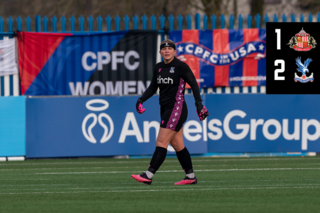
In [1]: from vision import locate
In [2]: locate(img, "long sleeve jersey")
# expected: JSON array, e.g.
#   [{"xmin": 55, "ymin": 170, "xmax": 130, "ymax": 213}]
[{"xmin": 140, "ymin": 57, "xmax": 202, "ymax": 106}]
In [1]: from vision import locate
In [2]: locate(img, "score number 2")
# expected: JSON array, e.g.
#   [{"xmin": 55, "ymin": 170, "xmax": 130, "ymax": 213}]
[
  {"xmin": 274, "ymin": 60, "xmax": 285, "ymax": 80},
  {"xmin": 274, "ymin": 29, "xmax": 285, "ymax": 80}
]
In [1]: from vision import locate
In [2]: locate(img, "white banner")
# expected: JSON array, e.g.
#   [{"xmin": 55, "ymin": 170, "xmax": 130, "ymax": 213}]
[{"xmin": 0, "ymin": 38, "xmax": 18, "ymax": 77}]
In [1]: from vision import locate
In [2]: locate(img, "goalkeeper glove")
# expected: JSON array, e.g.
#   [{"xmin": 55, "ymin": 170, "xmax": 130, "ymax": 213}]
[
  {"xmin": 136, "ymin": 98, "xmax": 145, "ymax": 114},
  {"xmin": 195, "ymin": 101, "xmax": 209, "ymax": 121}
]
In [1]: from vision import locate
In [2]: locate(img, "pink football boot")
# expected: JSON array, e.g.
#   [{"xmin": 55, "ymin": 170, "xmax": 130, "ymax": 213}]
[{"xmin": 131, "ymin": 173, "xmax": 152, "ymax": 185}]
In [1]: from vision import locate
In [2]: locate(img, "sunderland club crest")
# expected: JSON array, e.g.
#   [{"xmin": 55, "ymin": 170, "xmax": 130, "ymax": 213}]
[
  {"xmin": 288, "ymin": 28, "xmax": 316, "ymax": 51},
  {"xmin": 294, "ymin": 57, "xmax": 313, "ymax": 83}
]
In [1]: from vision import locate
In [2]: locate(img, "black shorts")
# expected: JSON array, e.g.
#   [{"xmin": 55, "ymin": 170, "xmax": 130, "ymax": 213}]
[{"xmin": 160, "ymin": 101, "xmax": 188, "ymax": 132}]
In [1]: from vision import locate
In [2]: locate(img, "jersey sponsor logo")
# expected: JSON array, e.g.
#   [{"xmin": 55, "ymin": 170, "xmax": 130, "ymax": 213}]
[
  {"xmin": 294, "ymin": 57, "xmax": 313, "ymax": 83},
  {"xmin": 157, "ymin": 75, "xmax": 173, "ymax": 84},
  {"xmin": 170, "ymin": 67, "xmax": 175, "ymax": 73},
  {"xmin": 288, "ymin": 28, "xmax": 316, "ymax": 51}
]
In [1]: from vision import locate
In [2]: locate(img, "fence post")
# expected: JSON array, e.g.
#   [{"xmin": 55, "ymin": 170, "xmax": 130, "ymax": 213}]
[
  {"xmin": 229, "ymin": 14, "xmax": 234, "ymax": 29},
  {"xmin": 106, "ymin": 15, "xmax": 112, "ymax": 31},
  {"xmin": 70, "ymin": 15, "xmax": 75, "ymax": 32},
  {"xmin": 282, "ymin": 14, "xmax": 287, "ymax": 22},
  {"xmin": 124, "ymin": 15, "xmax": 129, "ymax": 30},
  {"xmin": 211, "ymin": 14, "xmax": 216, "ymax": 29},
  {"xmin": 168, "ymin": 14, "xmax": 174, "ymax": 30},
  {"xmin": 177, "ymin": 14, "xmax": 183, "ymax": 30},
  {"xmin": 16, "ymin": 16, "xmax": 22, "ymax": 31},
  {"xmin": 255, "ymin": 14, "xmax": 260, "ymax": 28},
  {"xmin": 25, "ymin": 16, "xmax": 31, "ymax": 31},
  {"xmin": 264, "ymin": 14, "xmax": 269, "ymax": 28},
  {"xmin": 203, "ymin": 14, "xmax": 208, "ymax": 30},
  {"xmin": 151, "ymin": 14, "xmax": 156, "ymax": 30},
  {"xmin": 220, "ymin": 14, "xmax": 225, "ymax": 28},
  {"xmin": 7, "ymin": 16, "xmax": 13, "ymax": 32},
  {"xmin": 291, "ymin": 13, "xmax": 295, "ymax": 22},
  {"xmin": 142, "ymin": 15, "xmax": 147, "ymax": 30},
  {"xmin": 115, "ymin": 15, "xmax": 120, "ymax": 31},
  {"xmin": 35, "ymin": 15, "xmax": 41, "ymax": 32},
  {"xmin": 88, "ymin": 15, "xmax": 93, "ymax": 31},
  {"xmin": 0, "ymin": 17, "xmax": 3, "ymax": 32},
  {"xmin": 79, "ymin": 15, "xmax": 84, "ymax": 32},
  {"xmin": 97, "ymin": 15, "xmax": 102, "ymax": 31},
  {"xmin": 195, "ymin": 13, "xmax": 200, "ymax": 29},
  {"xmin": 247, "ymin": 14, "xmax": 252, "ymax": 28},
  {"xmin": 159, "ymin": 14, "xmax": 165, "ymax": 30},
  {"xmin": 308, "ymin": 13, "xmax": 313, "ymax": 22},
  {"xmin": 51, "ymin": 15, "xmax": 57, "ymax": 32},
  {"xmin": 238, "ymin": 14, "xmax": 243, "ymax": 29},
  {"xmin": 42, "ymin": 16, "xmax": 48, "ymax": 32},
  {"xmin": 273, "ymin": 14, "xmax": 278, "ymax": 22},
  {"xmin": 133, "ymin": 15, "xmax": 139, "ymax": 30},
  {"xmin": 61, "ymin": 16, "xmax": 66, "ymax": 32},
  {"xmin": 300, "ymin": 13, "xmax": 304, "ymax": 22},
  {"xmin": 186, "ymin": 14, "xmax": 191, "ymax": 29}
]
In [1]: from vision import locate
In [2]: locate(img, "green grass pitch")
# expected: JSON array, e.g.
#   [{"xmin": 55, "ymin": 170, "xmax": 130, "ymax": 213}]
[{"xmin": 0, "ymin": 156, "xmax": 319, "ymax": 213}]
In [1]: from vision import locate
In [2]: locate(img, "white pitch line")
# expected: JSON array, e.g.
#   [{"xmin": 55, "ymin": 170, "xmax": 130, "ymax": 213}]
[
  {"xmin": 2, "ymin": 183, "xmax": 320, "ymax": 192},
  {"xmin": 2, "ymin": 163, "xmax": 320, "ymax": 171},
  {"xmin": 0, "ymin": 157, "xmax": 317, "ymax": 166},
  {"xmin": 60, "ymin": 183, "xmax": 320, "ymax": 191},
  {"xmin": 0, "ymin": 186, "xmax": 318, "ymax": 195},
  {"xmin": 36, "ymin": 167, "xmax": 320, "ymax": 175},
  {"xmin": 0, "ymin": 167, "xmax": 106, "ymax": 171}
]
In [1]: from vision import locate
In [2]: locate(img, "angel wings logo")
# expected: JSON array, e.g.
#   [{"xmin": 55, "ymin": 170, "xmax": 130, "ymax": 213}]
[
  {"xmin": 82, "ymin": 99, "xmax": 114, "ymax": 143},
  {"xmin": 294, "ymin": 57, "xmax": 313, "ymax": 83}
]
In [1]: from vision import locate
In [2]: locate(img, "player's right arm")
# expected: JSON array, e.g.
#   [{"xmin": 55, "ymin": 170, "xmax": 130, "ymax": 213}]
[{"xmin": 136, "ymin": 66, "xmax": 158, "ymax": 114}]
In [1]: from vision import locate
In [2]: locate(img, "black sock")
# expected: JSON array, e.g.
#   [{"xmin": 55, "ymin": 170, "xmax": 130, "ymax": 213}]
[
  {"xmin": 176, "ymin": 147, "xmax": 193, "ymax": 174},
  {"xmin": 148, "ymin": 146, "xmax": 167, "ymax": 174}
]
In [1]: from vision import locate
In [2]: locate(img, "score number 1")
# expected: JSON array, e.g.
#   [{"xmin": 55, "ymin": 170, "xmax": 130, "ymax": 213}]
[{"xmin": 274, "ymin": 29, "xmax": 285, "ymax": 80}]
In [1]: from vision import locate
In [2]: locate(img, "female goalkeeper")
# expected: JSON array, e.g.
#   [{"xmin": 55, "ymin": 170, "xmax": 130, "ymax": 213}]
[{"xmin": 131, "ymin": 39, "xmax": 209, "ymax": 185}]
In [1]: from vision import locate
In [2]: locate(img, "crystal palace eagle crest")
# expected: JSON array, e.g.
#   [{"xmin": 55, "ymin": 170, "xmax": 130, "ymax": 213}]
[{"xmin": 287, "ymin": 28, "xmax": 317, "ymax": 51}]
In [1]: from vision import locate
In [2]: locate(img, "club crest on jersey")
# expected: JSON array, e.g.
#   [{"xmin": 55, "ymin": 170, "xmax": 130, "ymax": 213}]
[
  {"xmin": 288, "ymin": 28, "xmax": 316, "ymax": 51},
  {"xmin": 294, "ymin": 57, "xmax": 313, "ymax": 83},
  {"xmin": 170, "ymin": 67, "xmax": 175, "ymax": 73}
]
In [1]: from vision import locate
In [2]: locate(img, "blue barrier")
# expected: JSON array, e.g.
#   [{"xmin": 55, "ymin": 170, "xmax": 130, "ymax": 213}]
[
  {"xmin": 26, "ymin": 95, "xmax": 207, "ymax": 158},
  {"xmin": 25, "ymin": 94, "xmax": 320, "ymax": 158},
  {"xmin": 0, "ymin": 94, "xmax": 316, "ymax": 158},
  {"xmin": 0, "ymin": 96, "xmax": 26, "ymax": 157},
  {"xmin": 1, "ymin": 13, "xmax": 320, "ymax": 32},
  {"xmin": 206, "ymin": 94, "xmax": 320, "ymax": 152}
]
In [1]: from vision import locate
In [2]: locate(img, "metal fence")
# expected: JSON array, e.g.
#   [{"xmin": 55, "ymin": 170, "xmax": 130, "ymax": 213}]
[{"xmin": 1, "ymin": 12, "xmax": 319, "ymax": 96}]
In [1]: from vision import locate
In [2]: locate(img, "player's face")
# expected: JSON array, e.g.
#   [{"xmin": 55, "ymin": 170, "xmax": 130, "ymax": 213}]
[{"xmin": 159, "ymin": 47, "xmax": 176, "ymax": 61}]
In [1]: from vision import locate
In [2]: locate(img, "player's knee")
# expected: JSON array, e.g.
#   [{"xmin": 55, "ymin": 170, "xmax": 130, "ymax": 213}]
[
  {"xmin": 156, "ymin": 136, "xmax": 169, "ymax": 147},
  {"xmin": 170, "ymin": 141, "xmax": 184, "ymax": 151}
]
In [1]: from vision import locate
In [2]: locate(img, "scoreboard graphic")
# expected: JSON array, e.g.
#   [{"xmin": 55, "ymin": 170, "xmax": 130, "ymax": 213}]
[{"xmin": 266, "ymin": 23, "xmax": 320, "ymax": 94}]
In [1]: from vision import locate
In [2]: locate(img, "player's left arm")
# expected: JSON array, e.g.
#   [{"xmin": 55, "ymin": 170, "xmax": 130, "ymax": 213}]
[{"xmin": 180, "ymin": 63, "xmax": 209, "ymax": 121}]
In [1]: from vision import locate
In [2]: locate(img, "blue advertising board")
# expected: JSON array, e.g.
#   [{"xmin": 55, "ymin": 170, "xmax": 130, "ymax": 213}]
[
  {"xmin": 0, "ymin": 96, "xmax": 26, "ymax": 156},
  {"xmin": 206, "ymin": 94, "xmax": 320, "ymax": 152},
  {"xmin": 26, "ymin": 95, "xmax": 207, "ymax": 158}
]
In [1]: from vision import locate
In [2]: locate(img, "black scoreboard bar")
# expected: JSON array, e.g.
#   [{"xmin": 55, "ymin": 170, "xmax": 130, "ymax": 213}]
[{"xmin": 266, "ymin": 23, "xmax": 319, "ymax": 94}]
